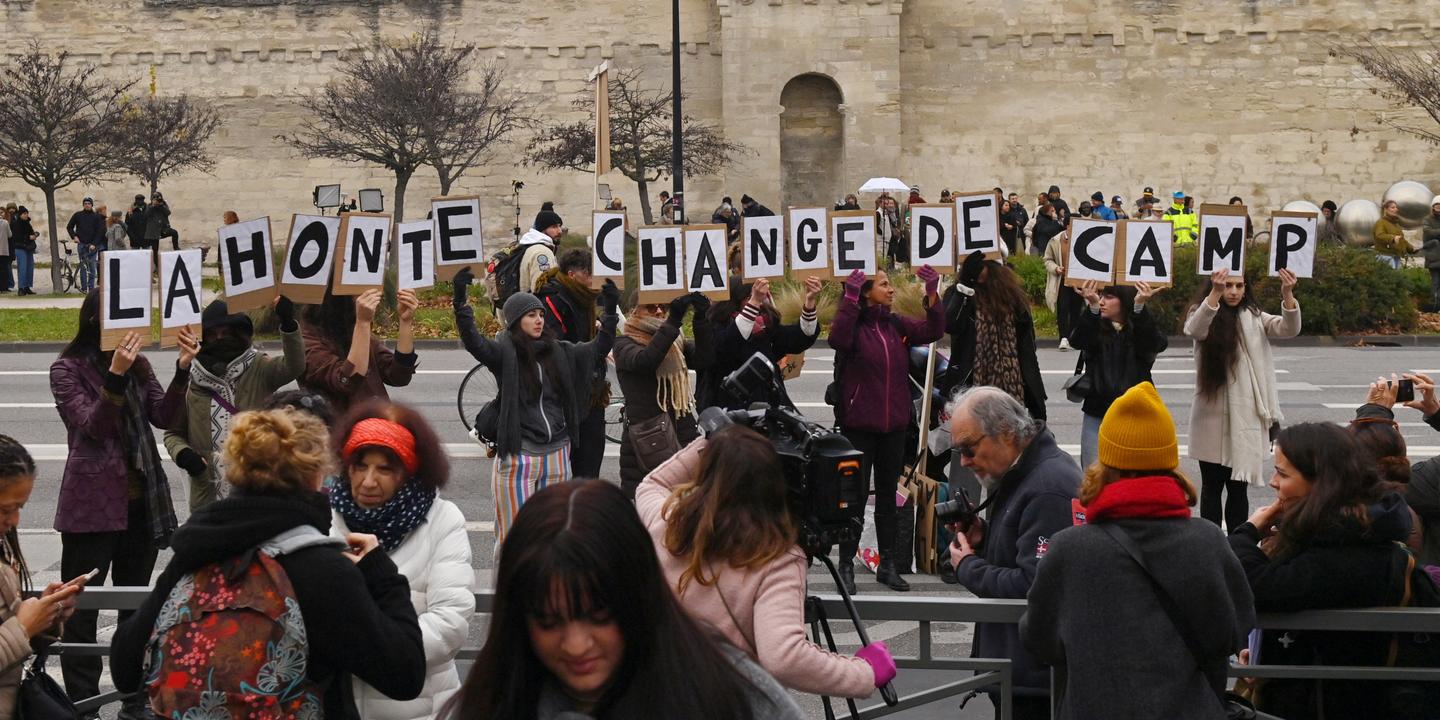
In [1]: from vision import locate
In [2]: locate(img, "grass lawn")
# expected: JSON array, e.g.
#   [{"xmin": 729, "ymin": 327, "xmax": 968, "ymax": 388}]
[{"xmin": 0, "ymin": 308, "xmax": 81, "ymax": 342}]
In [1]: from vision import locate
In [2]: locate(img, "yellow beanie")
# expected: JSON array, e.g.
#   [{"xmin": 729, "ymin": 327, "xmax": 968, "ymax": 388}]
[{"xmin": 1098, "ymin": 382, "xmax": 1179, "ymax": 470}]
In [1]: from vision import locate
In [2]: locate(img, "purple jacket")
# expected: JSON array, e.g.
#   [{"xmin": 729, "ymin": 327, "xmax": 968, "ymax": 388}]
[
  {"xmin": 828, "ymin": 297, "xmax": 944, "ymax": 434},
  {"xmin": 50, "ymin": 354, "xmax": 187, "ymax": 533}
]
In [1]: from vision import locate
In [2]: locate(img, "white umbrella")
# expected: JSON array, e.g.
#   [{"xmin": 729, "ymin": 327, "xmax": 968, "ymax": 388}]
[{"xmin": 858, "ymin": 177, "xmax": 910, "ymax": 194}]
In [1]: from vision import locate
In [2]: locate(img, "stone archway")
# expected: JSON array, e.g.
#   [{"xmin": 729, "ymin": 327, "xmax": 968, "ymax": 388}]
[{"xmin": 780, "ymin": 74, "xmax": 845, "ymax": 209}]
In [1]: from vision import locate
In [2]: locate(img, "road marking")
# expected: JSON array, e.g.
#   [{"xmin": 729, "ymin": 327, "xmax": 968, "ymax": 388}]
[
  {"xmin": 0, "ymin": 371, "xmax": 47, "ymax": 376},
  {"xmin": 415, "ymin": 370, "xmax": 471, "ymax": 375},
  {"xmin": 1041, "ymin": 368, "xmax": 1289, "ymax": 375},
  {"xmin": 0, "ymin": 403, "xmax": 54, "ymax": 408},
  {"xmin": 464, "ymin": 521, "xmax": 495, "ymax": 533}
]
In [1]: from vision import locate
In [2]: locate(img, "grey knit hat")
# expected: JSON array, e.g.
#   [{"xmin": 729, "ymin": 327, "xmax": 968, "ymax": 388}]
[{"xmin": 503, "ymin": 292, "xmax": 544, "ymax": 329}]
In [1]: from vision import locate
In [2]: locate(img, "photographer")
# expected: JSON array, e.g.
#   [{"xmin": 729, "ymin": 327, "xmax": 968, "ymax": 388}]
[
  {"xmin": 1350, "ymin": 372, "xmax": 1440, "ymax": 563},
  {"xmin": 829, "ymin": 266, "xmax": 943, "ymax": 593},
  {"xmin": 145, "ymin": 192, "xmax": 180, "ymax": 251},
  {"xmin": 637, "ymin": 429, "xmax": 896, "ymax": 699},
  {"xmin": 946, "ymin": 386, "xmax": 1079, "ymax": 719},
  {"xmin": 125, "ymin": 195, "xmax": 148, "ymax": 250}
]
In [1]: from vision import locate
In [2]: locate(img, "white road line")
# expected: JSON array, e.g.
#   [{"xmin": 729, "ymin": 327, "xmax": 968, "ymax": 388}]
[
  {"xmin": 0, "ymin": 371, "xmax": 47, "ymax": 376},
  {"xmin": 1041, "ymin": 368, "xmax": 1288, "ymax": 375},
  {"xmin": 0, "ymin": 403, "xmax": 54, "ymax": 408}
]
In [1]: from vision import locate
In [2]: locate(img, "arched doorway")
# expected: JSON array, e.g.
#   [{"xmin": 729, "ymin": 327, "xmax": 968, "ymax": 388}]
[{"xmin": 780, "ymin": 74, "xmax": 844, "ymax": 209}]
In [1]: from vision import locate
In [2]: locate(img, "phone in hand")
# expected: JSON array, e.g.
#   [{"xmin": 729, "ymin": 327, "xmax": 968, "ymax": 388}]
[
  {"xmin": 64, "ymin": 568, "xmax": 100, "ymax": 589},
  {"xmin": 1397, "ymin": 378, "xmax": 1416, "ymax": 403}
]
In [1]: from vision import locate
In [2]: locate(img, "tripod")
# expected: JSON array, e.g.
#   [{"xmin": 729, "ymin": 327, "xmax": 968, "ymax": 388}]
[
  {"xmin": 512, "ymin": 181, "xmax": 524, "ymax": 242},
  {"xmin": 806, "ymin": 553, "xmax": 899, "ymax": 719}
]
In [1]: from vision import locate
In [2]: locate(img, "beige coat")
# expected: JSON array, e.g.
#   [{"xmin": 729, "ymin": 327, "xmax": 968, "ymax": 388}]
[
  {"xmin": 1042, "ymin": 230, "xmax": 1067, "ymax": 312},
  {"xmin": 0, "ymin": 562, "xmax": 37, "ymax": 719},
  {"xmin": 1184, "ymin": 300, "xmax": 1301, "ymax": 481}
]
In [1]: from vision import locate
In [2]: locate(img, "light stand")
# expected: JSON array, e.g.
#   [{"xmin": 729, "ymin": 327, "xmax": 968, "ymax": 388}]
[{"xmin": 512, "ymin": 180, "xmax": 525, "ymax": 241}]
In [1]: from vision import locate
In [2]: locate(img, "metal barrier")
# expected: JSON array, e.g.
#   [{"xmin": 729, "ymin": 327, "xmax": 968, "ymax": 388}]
[{"xmin": 53, "ymin": 588, "xmax": 1440, "ymax": 719}]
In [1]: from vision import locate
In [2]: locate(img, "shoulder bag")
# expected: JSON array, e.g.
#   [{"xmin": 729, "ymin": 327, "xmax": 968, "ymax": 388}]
[{"xmin": 17, "ymin": 651, "xmax": 78, "ymax": 720}]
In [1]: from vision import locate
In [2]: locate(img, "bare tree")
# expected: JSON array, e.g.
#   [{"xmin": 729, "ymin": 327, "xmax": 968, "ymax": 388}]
[
  {"xmin": 279, "ymin": 30, "xmax": 458, "ymax": 222},
  {"xmin": 426, "ymin": 60, "xmax": 534, "ymax": 196},
  {"xmin": 0, "ymin": 44, "xmax": 132, "ymax": 291},
  {"xmin": 527, "ymin": 67, "xmax": 750, "ymax": 225},
  {"xmin": 1333, "ymin": 38, "xmax": 1440, "ymax": 144},
  {"xmin": 119, "ymin": 95, "xmax": 224, "ymax": 197}
]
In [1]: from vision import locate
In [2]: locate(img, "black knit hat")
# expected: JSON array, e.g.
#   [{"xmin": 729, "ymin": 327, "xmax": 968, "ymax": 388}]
[
  {"xmin": 533, "ymin": 201, "xmax": 563, "ymax": 232},
  {"xmin": 201, "ymin": 299, "xmax": 254, "ymax": 337}
]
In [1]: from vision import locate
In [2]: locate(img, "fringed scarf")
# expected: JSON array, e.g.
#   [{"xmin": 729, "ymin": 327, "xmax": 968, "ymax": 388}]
[
  {"xmin": 972, "ymin": 308, "xmax": 1027, "ymax": 405},
  {"xmin": 188, "ymin": 347, "xmax": 258, "ymax": 497},
  {"xmin": 623, "ymin": 316, "xmax": 694, "ymax": 416}
]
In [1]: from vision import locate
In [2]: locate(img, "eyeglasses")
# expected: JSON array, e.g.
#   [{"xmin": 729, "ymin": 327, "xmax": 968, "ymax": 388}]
[{"xmin": 955, "ymin": 433, "xmax": 985, "ymax": 459}]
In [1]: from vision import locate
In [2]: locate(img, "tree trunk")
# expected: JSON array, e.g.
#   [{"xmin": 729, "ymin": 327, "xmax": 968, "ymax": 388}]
[
  {"xmin": 393, "ymin": 170, "xmax": 411, "ymax": 223},
  {"xmin": 636, "ymin": 178, "xmax": 654, "ymax": 225},
  {"xmin": 436, "ymin": 164, "xmax": 453, "ymax": 197},
  {"xmin": 149, "ymin": 177, "xmax": 158, "ymax": 198},
  {"xmin": 44, "ymin": 188, "xmax": 60, "ymax": 293}
]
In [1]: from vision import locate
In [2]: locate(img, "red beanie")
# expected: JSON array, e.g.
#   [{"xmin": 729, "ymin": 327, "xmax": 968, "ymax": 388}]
[{"xmin": 343, "ymin": 418, "xmax": 419, "ymax": 475}]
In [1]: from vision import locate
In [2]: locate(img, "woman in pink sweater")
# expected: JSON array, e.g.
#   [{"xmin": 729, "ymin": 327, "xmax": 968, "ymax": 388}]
[{"xmin": 636, "ymin": 426, "xmax": 896, "ymax": 699}]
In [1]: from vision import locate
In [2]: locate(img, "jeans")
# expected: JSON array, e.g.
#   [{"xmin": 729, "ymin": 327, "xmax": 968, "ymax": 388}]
[
  {"xmin": 841, "ymin": 428, "xmax": 908, "ymax": 564},
  {"xmin": 78, "ymin": 243, "xmax": 98, "ymax": 292},
  {"xmin": 0, "ymin": 256, "xmax": 11, "ymax": 291},
  {"xmin": 1199, "ymin": 460, "xmax": 1250, "ymax": 531},
  {"xmin": 13, "ymin": 248, "xmax": 33, "ymax": 290},
  {"xmin": 61, "ymin": 500, "xmax": 158, "ymax": 705},
  {"xmin": 1080, "ymin": 412, "xmax": 1102, "ymax": 472},
  {"xmin": 1381, "ymin": 254, "xmax": 1401, "ymax": 270}
]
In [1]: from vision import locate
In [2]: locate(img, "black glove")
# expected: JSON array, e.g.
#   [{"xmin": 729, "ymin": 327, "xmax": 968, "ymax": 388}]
[
  {"xmin": 689, "ymin": 292, "xmax": 711, "ymax": 318},
  {"xmin": 959, "ymin": 250, "xmax": 986, "ymax": 287},
  {"xmin": 452, "ymin": 267, "xmax": 473, "ymax": 308},
  {"xmin": 666, "ymin": 294, "xmax": 692, "ymax": 326},
  {"xmin": 599, "ymin": 279, "xmax": 620, "ymax": 313},
  {"xmin": 274, "ymin": 295, "xmax": 296, "ymax": 330},
  {"xmin": 175, "ymin": 448, "xmax": 208, "ymax": 476}
]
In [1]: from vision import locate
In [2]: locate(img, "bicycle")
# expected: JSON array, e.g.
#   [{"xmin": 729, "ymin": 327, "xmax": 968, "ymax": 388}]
[
  {"xmin": 457, "ymin": 360, "xmax": 626, "ymax": 447},
  {"xmin": 55, "ymin": 239, "xmax": 79, "ymax": 294}
]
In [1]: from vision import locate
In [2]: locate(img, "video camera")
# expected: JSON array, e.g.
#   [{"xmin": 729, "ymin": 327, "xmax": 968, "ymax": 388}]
[{"xmin": 698, "ymin": 353, "xmax": 867, "ymax": 557}]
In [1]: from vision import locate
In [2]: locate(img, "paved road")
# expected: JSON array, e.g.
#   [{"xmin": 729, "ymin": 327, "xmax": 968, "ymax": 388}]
[{"xmin": 0, "ymin": 341, "xmax": 1433, "ymax": 718}]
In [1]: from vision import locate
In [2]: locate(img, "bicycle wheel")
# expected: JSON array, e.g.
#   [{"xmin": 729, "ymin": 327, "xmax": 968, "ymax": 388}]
[
  {"xmin": 605, "ymin": 400, "xmax": 625, "ymax": 444},
  {"xmin": 60, "ymin": 262, "xmax": 76, "ymax": 293},
  {"xmin": 457, "ymin": 362, "xmax": 499, "ymax": 435}
]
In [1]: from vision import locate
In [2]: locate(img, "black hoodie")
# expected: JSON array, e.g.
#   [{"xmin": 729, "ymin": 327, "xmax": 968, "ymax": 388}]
[{"xmin": 110, "ymin": 491, "xmax": 426, "ymax": 719}]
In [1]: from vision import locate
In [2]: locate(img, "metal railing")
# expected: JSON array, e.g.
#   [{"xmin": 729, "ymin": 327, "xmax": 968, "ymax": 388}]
[{"xmin": 52, "ymin": 588, "xmax": 1440, "ymax": 719}]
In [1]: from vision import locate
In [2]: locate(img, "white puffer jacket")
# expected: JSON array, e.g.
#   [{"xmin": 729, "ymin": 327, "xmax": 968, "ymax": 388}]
[{"xmin": 332, "ymin": 498, "xmax": 474, "ymax": 720}]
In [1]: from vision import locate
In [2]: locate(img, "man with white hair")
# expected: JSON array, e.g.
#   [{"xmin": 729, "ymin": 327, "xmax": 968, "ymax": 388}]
[{"xmin": 946, "ymin": 386, "xmax": 1079, "ymax": 719}]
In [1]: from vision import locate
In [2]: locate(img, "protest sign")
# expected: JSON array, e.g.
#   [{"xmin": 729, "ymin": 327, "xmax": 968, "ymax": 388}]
[
  {"xmin": 159, "ymin": 249, "xmax": 203, "ymax": 347},
  {"xmin": 1064, "ymin": 218, "xmax": 1118, "ymax": 287},
  {"xmin": 280, "ymin": 214, "xmax": 339, "ymax": 304},
  {"xmin": 684, "ymin": 225, "xmax": 730, "ymax": 300},
  {"xmin": 432, "ymin": 196, "xmax": 484, "ymax": 281},
  {"xmin": 742, "ymin": 214, "xmax": 786, "ymax": 280},
  {"xmin": 830, "ymin": 210, "xmax": 877, "ymax": 278},
  {"xmin": 99, "ymin": 249, "xmax": 153, "ymax": 350},
  {"xmin": 591, "ymin": 211, "xmax": 627, "ymax": 285},
  {"xmin": 909, "ymin": 204, "xmax": 956, "ymax": 271},
  {"xmin": 1118, "ymin": 220, "xmax": 1174, "ymax": 287},
  {"xmin": 788, "ymin": 207, "xmax": 830, "ymax": 279},
  {"xmin": 1269, "ymin": 211, "xmax": 1318, "ymax": 278},
  {"xmin": 333, "ymin": 212, "xmax": 392, "ymax": 295},
  {"xmin": 218, "ymin": 217, "xmax": 276, "ymax": 312},
  {"xmin": 395, "ymin": 220, "xmax": 435, "ymax": 290},
  {"xmin": 637, "ymin": 225, "xmax": 685, "ymax": 304},
  {"xmin": 1197, "ymin": 204, "xmax": 1248, "ymax": 275},
  {"xmin": 952, "ymin": 191, "xmax": 1003, "ymax": 261}
]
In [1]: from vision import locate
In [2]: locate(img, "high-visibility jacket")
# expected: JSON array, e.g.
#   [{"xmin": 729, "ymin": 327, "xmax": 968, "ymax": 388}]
[{"xmin": 1165, "ymin": 202, "xmax": 1198, "ymax": 245}]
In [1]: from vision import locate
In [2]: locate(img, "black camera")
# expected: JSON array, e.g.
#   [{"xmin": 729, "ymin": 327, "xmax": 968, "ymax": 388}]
[
  {"xmin": 1395, "ymin": 378, "xmax": 1415, "ymax": 403},
  {"xmin": 699, "ymin": 353, "xmax": 867, "ymax": 557},
  {"xmin": 512, "ymin": 180, "xmax": 525, "ymax": 190},
  {"xmin": 934, "ymin": 481, "xmax": 979, "ymax": 530}
]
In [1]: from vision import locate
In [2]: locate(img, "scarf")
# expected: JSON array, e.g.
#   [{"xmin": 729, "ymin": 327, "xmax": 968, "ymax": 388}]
[
  {"xmin": 102, "ymin": 357, "xmax": 178, "ymax": 548},
  {"xmin": 329, "ymin": 475, "xmax": 437, "ymax": 552},
  {"xmin": 1084, "ymin": 476, "xmax": 1192, "ymax": 523},
  {"xmin": 971, "ymin": 308, "xmax": 1027, "ymax": 405},
  {"xmin": 189, "ymin": 347, "xmax": 258, "ymax": 498},
  {"xmin": 555, "ymin": 272, "xmax": 598, "ymax": 341},
  {"xmin": 623, "ymin": 316, "xmax": 693, "ymax": 416},
  {"xmin": 1222, "ymin": 309, "xmax": 1282, "ymax": 486}
]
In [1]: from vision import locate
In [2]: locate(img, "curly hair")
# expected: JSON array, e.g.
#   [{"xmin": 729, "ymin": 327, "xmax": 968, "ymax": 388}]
[
  {"xmin": 1079, "ymin": 464, "xmax": 1197, "ymax": 507},
  {"xmin": 224, "ymin": 409, "xmax": 333, "ymax": 494},
  {"xmin": 331, "ymin": 400, "xmax": 449, "ymax": 491}
]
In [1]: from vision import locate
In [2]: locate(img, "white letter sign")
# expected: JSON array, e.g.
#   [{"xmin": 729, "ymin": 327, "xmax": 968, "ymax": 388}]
[
  {"xmin": 1269, "ymin": 211, "xmax": 1317, "ymax": 279},
  {"xmin": 685, "ymin": 225, "xmax": 730, "ymax": 300},
  {"xmin": 909, "ymin": 204, "xmax": 956, "ymax": 271},
  {"xmin": 159, "ymin": 249, "xmax": 204, "ymax": 347},
  {"xmin": 432, "ymin": 196, "xmax": 484, "ymax": 281},
  {"xmin": 1197, "ymin": 204, "xmax": 1248, "ymax": 275},
  {"xmin": 952, "ymin": 191, "xmax": 1002, "ymax": 261},
  {"xmin": 1118, "ymin": 220, "xmax": 1174, "ymax": 287},
  {"xmin": 218, "ymin": 217, "xmax": 277, "ymax": 312},
  {"xmin": 637, "ymin": 226, "xmax": 684, "ymax": 304},
  {"xmin": 830, "ymin": 210, "xmax": 877, "ymax": 278},
  {"xmin": 742, "ymin": 214, "xmax": 785, "ymax": 280},
  {"xmin": 99, "ymin": 249, "xmax": 153, "ymax": 350},
  {"xmin": 591, "ymin": 211, "xmax": 626, "ymax": 285},
  {"xmin": 1065, "ymin": 219, "xmax": 1118, "ymax": 287},
  {"xmin": 333, "ymin": 212, "xmax": 392, "ymax": 295},
  {"xmin": 788, "ymin": 207, "xmax": 829, "ymax": 279},
  {"xmin": 280, "ymin": 214, "xmax": 339, "ymax": 304},
  {"xmin": 395, "ymin": 220, "xmax": 435, "ymax": 290}
]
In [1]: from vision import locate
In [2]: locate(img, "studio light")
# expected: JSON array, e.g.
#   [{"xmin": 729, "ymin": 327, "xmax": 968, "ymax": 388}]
[
  {"xmin": 358, "ymin": 188, "xmax": 385, "ymax": 213},
  {"xmin": 313, "ymin": 184, "xmax": 342, "ymax": 209}
]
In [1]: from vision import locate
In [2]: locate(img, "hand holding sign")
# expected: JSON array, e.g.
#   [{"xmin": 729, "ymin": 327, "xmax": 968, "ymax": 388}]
[
  {"xmin": 749, "ymin": 277, "xmax": 773, "ymax": 307},
  {"xmin": 109, "ymin": 331, "xmax": 144, "ymax": 375},
  {"xmin": 176, "ymin": 326, "xmax": 199, "ymax": 371},
  {"xmin": 355, "ymin": 288, "xmax": 381, "ymax": 324},
  {"xmin": 803, "ymin": 275, "xmax": 823, "ymax": 309},
  {"xmin": 1279, "ymin": 268, "xmax": 1298, "ymax": 307},
  {"xmin": 397, "ymin": 289, "xmax": 419, "ymax": 324},
  {"xmin": 1135, "ymin": 281, "xmax": 1158, "ymax": 305},
  {"xmin": 1078, "ymin": 280, "xmax": 1103, "ymax": 309},
  {"xmin": 1205, "ymin": 268, "xmax": 1229, "ymax": 307}
]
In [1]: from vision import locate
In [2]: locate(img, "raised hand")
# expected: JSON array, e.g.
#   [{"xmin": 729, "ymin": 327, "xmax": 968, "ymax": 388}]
[
  {"xmin": 1206, "ymin": 268, "xmax": 1229, "ymax": 304},
  {"xmin": 749, "ymin": 277, "xmax": 772, "ymax": 306},
  {"xmin": 176, "ymin": 326, "xmax": 199, "ymax": 371},
  {"xmin": 451, "ymin": 267, "xmax": 474, "ymax": 308},
  {"xmin": 1278, "ymin": 268, "xmax": 1298, "ymax": 305},
  {"xmin": 803, "ymin": 275, "xmax": 823, "ymax": 309},
  {"xmin": 916, "ymin": 264, "xmax": 940, "ymax": 297},
  {"xmin": 842, "ymin": 269, "xmax": 867, "ymax": 301},
  {"xmin": 109, "ymin": 331, "xmax": 143, "ymax": 375},
  {"xmin": 1404, "ymin": 372, "xmax": 1440, "ymax": 416},
  {"xmin": 354, "ymin": 289, "xmax": 381, "ymax": 324},
  {"xmin": 1078, "ymin": 280, "xmax": 1102, "ymax": 308},
  {"xmin": 599, "ymin": 279, "xmax": 621, "ymax": 313},
  {"xmin": 396, "ymin": 289, "xmax": 419, "ymax": 325}
]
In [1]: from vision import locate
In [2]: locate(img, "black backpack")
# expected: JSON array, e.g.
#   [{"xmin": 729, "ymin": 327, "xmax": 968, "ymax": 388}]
[{"xmin": 485, "ymin": 242, "xmax": 526, "ymax": 306}]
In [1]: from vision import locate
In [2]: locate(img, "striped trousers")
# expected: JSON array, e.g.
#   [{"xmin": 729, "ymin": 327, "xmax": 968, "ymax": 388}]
[{"xmin": 492, "ymin": 443, "xmax": 573, "ymax": 546}]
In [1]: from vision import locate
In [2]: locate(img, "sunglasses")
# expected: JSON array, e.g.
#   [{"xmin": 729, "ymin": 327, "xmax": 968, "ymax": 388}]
[{"xmin": 955, "ymin": 433, "xmax": 985, "ymax": 459}]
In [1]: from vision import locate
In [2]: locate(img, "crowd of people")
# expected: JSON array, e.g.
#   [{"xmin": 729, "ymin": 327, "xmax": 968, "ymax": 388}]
[{"xmin": 0, "ymin": 197, "xmax": 1431, "ymax": 720}]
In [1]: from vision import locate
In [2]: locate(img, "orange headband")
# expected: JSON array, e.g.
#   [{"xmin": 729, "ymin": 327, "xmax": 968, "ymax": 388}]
[{"xmin": 343, "ymin": 418, "xmax": 419, "ymax": 475}]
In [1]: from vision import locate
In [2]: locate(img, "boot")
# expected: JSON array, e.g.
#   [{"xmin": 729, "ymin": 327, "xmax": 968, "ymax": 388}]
[
  {"xmin": 117, "ymin": 693, "xmax": 156, "ymax": 720},
  {"xmin": 875, "ymin": 557, "xmax": 910, "ymax": 592},
  {"xmin": 837, "ymin": 559, "xmax": 857, "ymax": 595}
]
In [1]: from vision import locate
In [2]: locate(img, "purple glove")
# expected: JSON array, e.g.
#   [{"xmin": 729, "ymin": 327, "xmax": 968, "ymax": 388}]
[
  {"xmin": 916, "ymin": 264, "xmax": 940, "ymax": 296},
  {"xmin": 842, "ymin": 268, "xmax": 867, "ymax": 302},
  {"xmin": 855, "ymin": 642, "xmax": 896, "ymax": 687}
]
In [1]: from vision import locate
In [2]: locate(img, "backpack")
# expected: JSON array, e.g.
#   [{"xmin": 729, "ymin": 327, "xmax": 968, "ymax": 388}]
[
  {"xmin": 485, "ymin": 242, "xmax": 527, "ymax": 307},
  {"xmin": 142, "ymin": 526, "xmax": 343, "ymax": 720}
]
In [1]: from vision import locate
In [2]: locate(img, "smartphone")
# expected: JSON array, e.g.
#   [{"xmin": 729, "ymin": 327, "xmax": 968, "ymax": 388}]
[
  {"xmin": 64, "ymin": 568, "xmax": 100, "ymax": 588},
  {"xmin": 1397, "ymin": 378, "xmax": 1415, "ymax": 403}
]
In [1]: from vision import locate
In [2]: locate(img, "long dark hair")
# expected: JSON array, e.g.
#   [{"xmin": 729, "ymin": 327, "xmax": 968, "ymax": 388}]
[
  {"xmin": 508, "ymin": 324, "xmax": 561, "ymax": 401},
  {"xmin": 0, "ymin": 436, "xmax": 34, "ymax": 591},
  {"xmin": 1191, "ymin": 276, "xmax": 1259, "ymax": 398},
  {"xmin": 302, "ymin": 286, "xmax": 358, "ymax": 356},
  {"xmin": 1272, "ymin": 423, "xmax": 1388, "ymax": 558},
  {"xmin": 1348, "ymin": 416, "xmax": 1411, "ymax": 487},
  {"xmin": 975, "ymin": 261, "xmax": 1029, "ymax": 320},
  {"xmin": 60, "ymin": 290, "xmax": 103, "ymax": 360},
  {"xmin": 1098, "ymin": 285, "xmax": 1138, "ymax": 333},
  {"xmin": 447, "ymin": 480, "xmax": 764, "ymax": 719}
]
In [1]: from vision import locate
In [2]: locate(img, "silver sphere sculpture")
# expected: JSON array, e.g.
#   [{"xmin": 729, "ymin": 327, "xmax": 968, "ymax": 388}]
[
  {"xmin": 1282, "ymin": 200, "xmax": 1322, "ymax": 215},
  {"xmin": 1383, "ymin": 180, "xmax": 1433, "ymax": 228},
  {"xmin": 1337, "ymin": 199, "xmax": 1382, "ymax": 247}
]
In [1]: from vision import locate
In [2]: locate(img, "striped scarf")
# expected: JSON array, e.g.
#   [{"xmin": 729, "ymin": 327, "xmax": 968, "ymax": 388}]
[{"xmin": 622, "ymin": 316, "xmax": 694, "ymax": 416}]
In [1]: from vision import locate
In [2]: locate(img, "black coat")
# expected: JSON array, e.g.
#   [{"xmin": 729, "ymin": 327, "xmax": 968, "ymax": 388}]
[
  {"xmin": 9, "ymin": 217, "xmax": 35, "ymax": 252},
  {"xmin": 941, "ymin": 284, "xmax": 1048, "ymax": 421},
  {"xmin": 1355, "ymin": 403, "xmax": 1440, "ymax": 565},
  {"xmin": 126, "ymin": 206, "xmax": 148, "ymax": 246},
  {"xmin": 110, "ymin": 491, "xmax": 425, "ymax": 720},
  {"xmin": 144, "ymin": 201, "xmax": 171, "ymax": 241},
  {"xmin": 697, "ymin": 306, "xmax": 817, "ymax": 411},
  {"xmin": 1032, "ymin": 214, "xmax": 1064, "ymax": 254},
  {"xmin": 613, "ymin": 316, "xmax": 713, "ymax": 490},
  {"xmin": 1068, "ymin": 306, "xmax": 1167, "ymax": 418},
  {"xmin": 66, "ymin": 209, "xmax": 105, "ymax": 247}
]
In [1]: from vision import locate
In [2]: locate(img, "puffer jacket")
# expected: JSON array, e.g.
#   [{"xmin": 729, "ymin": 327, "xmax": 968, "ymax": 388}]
[
  {"xmin": 331, "ymin": 499, "xmax": 472, "ymax": 720},
  {"xmin": 828, "ymin": 297, "xmax": 943, "ymax": 434},
  {"xmin": 1421, "ymin": 212, "xmax": 1440, "ymax": 270}
]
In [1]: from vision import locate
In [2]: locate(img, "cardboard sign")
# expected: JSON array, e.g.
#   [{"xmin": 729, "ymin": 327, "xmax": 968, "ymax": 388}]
[
  {"xmin": 432, "ymin": 196, "xmax": 484, "ymax": 281},
  {"xmin": 159, "ymin": 249, "xmax": 203, "ymax": 347},
  {"xmin": 1064, "ymin": 219, "xmax": 1118, "ymax": 287},
  {"xmin": 788, "ymin": 207, "xmax": 829, "ymax": 279},
  {"xmin": 742, "ymin": 214, "xmax": 786, "ymax": 280},
  {"xmin": 333, "ymin": 212, "xmax": 392, "ymax": 295},
  {"xmin": 218, "ymin": 217, "xmax": 277, "ymax": 312},
  {"xmin": 280, "ymin": 214, "xmax": 340, "ymax": 304},
  {"xmin": 1118, "ymin": 220, "xmax": 1174, "ymax": 287},
  {"xmin": 909, "ymin": 204, "xmax": 956, "ymax": 271},
  {"xmin": 637, "ymin": 225, "xmax": 685, "ymax": 304},
  {"xmin": 591, "ymin": 211, "xmax": 626, "ymax": 285},
  {"xmin": 99, "ymin": 249, "xmax": 153, "ymax": 350},
  {"xmin": 395, "ymin": 220, "xmax": 435, "ymax": 290},
  {"xmin": 830, "ymin": 210, "xmax": 877, "ymax": 278},
  {"xmin": 684, "ymin": 225, "xmax": 730, "ymax": 300},
  {"xmin": 1269, "ymin": 211, "xmax": 1318, "ymax": 279},
  {"xmin": 1197, "ymin": 203, "xmax": 1248, "ymax": 275},
  {"xmin": 952, "ymin": 191, "xmax": 1003, "ymax": 261}
]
